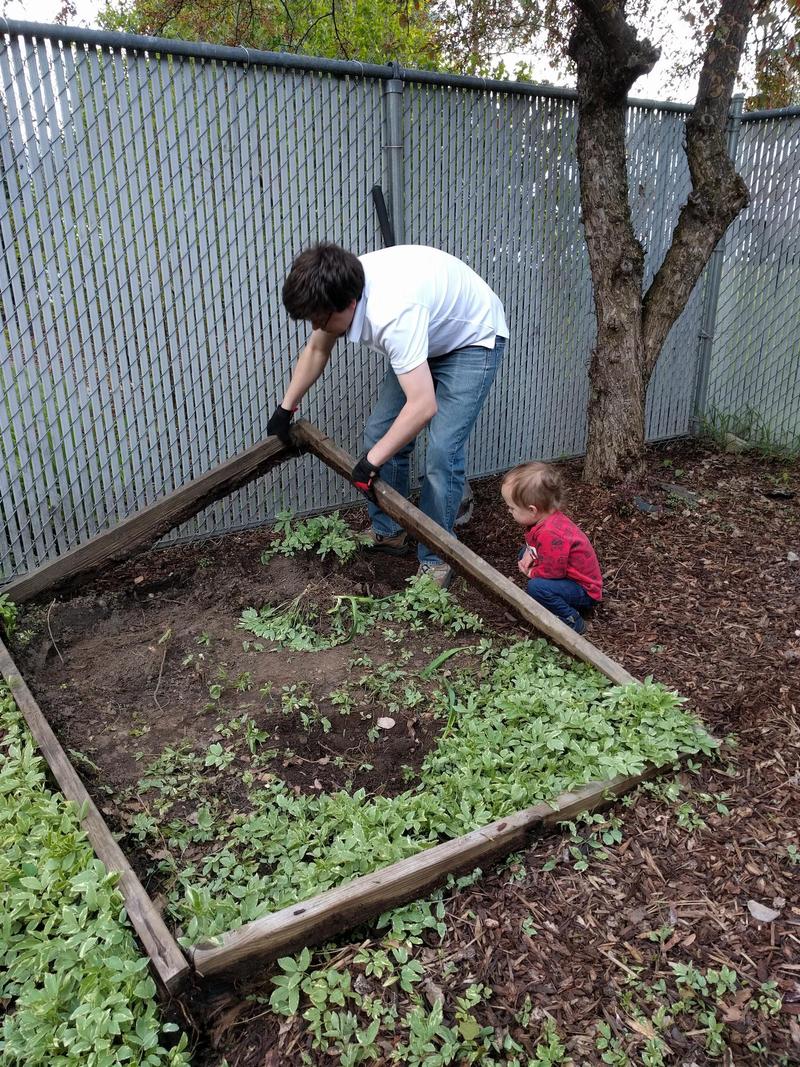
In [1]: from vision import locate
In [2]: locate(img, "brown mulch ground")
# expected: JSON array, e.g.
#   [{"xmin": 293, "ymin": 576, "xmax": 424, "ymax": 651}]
[{"xmin": 15, "ymin": 439, "xmax": 800, "ymax": 1064}]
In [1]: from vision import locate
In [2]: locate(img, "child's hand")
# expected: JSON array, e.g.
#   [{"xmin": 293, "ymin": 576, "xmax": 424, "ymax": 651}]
[{"xmin": 517, "ymin": 546, "xmax": 535, "ymax": 577}]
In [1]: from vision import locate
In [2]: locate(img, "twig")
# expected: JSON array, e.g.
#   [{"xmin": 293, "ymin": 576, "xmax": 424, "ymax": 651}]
[
  {"xmin": 597, "ymin": 946, "xmax": 639, "ymax": 978},
  {"xmin": 604, "ymin": 547, "xmax": 636, "ymax": 586},
  {"xmin": 46, "ymin": 599, "xmax": 65, "ymax": 664},
  {"xmin": 135, "ymin": 793, "xmax": 173, "ymax": 869},
  {"xmin": 153, "ymin": 645, "xmax": 168, "ymax": 712}
]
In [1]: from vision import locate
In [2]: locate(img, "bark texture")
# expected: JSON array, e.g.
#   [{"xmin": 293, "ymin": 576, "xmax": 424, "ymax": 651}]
[{"xmin": 571, "ymin": 0, "xmax": 755, "ymax": 484}]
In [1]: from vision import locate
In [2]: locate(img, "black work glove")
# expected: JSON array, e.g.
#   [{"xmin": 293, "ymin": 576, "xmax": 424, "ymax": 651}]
[
  {"xmin": 267, "ymin": 404, "xmax": 296, "ymax": 445},
  {"xmin": 352, "ymin": 453, "xmax": 381, "ymax": 500}
]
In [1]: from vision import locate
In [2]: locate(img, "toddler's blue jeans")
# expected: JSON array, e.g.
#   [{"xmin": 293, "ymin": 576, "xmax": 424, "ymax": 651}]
[{"xmin": 527, "ymin": 577, "xmax": 595, "ymax": 634}]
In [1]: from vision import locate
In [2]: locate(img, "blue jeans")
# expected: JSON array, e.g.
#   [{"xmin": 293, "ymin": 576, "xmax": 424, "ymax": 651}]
[
  {"xmin": 363, "ymin": 338, "xmax": 505, "ymax": 565},
  {"xmin": 527, "ymin": 577, "xmax": 594, "ymax": 633}
]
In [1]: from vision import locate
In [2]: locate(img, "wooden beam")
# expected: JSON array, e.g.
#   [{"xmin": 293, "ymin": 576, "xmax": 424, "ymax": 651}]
[
  {"xmin": 292, "ymin": 420, "xmax": 635, "ymax": 687},
  {"xmin": 191, "ymin": 765, "xmax": 658, "ymax": 979},
  {"xmin": 3, "ymin": 434, "xmax": 294, "ymax": 603},
  {"xmin": 0, "ymin": 639, "xmax": 191, "ymax": 994}
]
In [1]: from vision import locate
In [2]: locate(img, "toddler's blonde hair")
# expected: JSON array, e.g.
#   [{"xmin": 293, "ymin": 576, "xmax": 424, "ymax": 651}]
[{"xmin": 502, "ymin": 461, "xmax": 563, "ymax": 512}]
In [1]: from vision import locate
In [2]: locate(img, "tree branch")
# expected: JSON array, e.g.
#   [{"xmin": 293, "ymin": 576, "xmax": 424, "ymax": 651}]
[
  {"xmin": 570, "ymin": 0, "xmax": 660, "ymax": 98},
  {"xmin": 641, "ymin": 0, "xmax": 755, "ymax": 379}
]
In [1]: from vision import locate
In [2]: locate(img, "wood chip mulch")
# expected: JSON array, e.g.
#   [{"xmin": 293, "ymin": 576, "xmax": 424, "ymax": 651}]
[{"xmin": 189, "ymin": 440, "xmax": 799, "ymax": 1066}]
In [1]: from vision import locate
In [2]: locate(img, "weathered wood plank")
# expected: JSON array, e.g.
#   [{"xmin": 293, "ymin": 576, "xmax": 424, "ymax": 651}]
[
  {"xmin": 292, "ymin": 420, "xmax": 635, "ymax": 687},
  {"xmin": 0, "ymin": 638, "xmax": 191, "ymax": 994},
  {"xmin": 3, "ymin": 434, "xmax": 294, "ymax": 603},
  {"xmin": 191, "ymin": 765, "xmax": 659, "ymax": 979}
]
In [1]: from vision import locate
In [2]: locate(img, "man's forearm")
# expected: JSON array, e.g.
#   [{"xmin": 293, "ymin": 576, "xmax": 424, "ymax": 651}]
[
  {"xmin": 281, "ymin": 342, "xmax": 331, "ymax": 410},
  {"xmin": 368, "ymin": 399, "xmax": 436, "ymax": 466}
]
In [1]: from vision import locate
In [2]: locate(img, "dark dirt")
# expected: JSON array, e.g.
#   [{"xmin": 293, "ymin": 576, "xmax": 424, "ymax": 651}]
[
  {"xmin": 18, "ymin": 537, "xmax": 511, "ymax": 814},
  {"xmin": 11, "ymin": 439, "xmax": 800, "ymax": 1065}
]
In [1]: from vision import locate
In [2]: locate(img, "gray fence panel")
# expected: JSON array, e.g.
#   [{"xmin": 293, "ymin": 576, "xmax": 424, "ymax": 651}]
[
  {"xmin": 405, "ymin": 88, "xmax": 701, "ymax": 478},
  {"xmin": 706, "ymin": 116, "xmax": 800, "ymax": 447},
  {"xmin": 626, "ymin": 104, "xmax": 706, "ymax": 443},
  {"xmin": 1, "ymin": 31, "xmax": 384, "ymax": 577},
  {"xmin": 2, "ymin": 21, "xmax": 797, "ymax": 583}
]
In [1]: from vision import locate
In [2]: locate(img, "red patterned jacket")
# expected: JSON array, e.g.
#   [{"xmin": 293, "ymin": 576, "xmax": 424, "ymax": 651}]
[{"xmin": 522, "ymin": 511, "xmax": 603, "ymax": 601}]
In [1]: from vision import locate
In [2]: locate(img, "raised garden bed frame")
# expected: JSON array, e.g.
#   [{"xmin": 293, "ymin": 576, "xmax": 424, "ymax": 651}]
[{"xmin": 1, "ymin": 419, "xmax": 672, "ymax": 994}]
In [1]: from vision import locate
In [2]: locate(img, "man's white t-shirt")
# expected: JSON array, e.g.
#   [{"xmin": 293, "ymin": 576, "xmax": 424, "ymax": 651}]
[{"xmin": 346, "ymin": 246, "xmax": 508, "ymax": 376}]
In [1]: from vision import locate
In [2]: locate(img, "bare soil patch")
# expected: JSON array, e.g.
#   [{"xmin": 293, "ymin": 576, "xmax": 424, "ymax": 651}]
[{"xmin": 15, "ymin": 534, "xmax": 515, "ymax": 894}]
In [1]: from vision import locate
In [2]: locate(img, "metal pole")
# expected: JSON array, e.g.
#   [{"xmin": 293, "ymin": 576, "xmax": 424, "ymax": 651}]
[
  {"xmin": 383, "ymin": 62, "xmax": 406, "ymax": 246},
  {"xmin": 691, "ymin": 93, "xmax": 745, "ymax": 433}
]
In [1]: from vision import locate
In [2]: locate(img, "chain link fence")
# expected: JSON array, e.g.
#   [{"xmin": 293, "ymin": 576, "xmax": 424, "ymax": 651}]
[
  {"xmin": 703, "ymin": 111, "xmax": 800, "ymax": 449},
  {"xmin": 1, "ymin": 21, "xmax": 797, "ymax": 583}
]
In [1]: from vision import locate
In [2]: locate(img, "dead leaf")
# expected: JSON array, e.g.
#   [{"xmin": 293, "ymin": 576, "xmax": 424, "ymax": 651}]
[
  {"xmin": 720, "ymin": 1004, "xmax": 743, "ymax": 1023},
  {"xmin": 748, "ymin": 899, "xmax": 781, "ymax": 922},
  {"xmin": 209, "ymin": 1001, "xmax": 249, "ymax": 1048},
  {"xmin": 423, "ymin": 978, "xmax": 444, "ymax": 1006},
  {"xmin": 376, "ymin": 717, "xmax": 396, "ymax": 729},
  {"xmin": 626, "ymin": 1015, "xmax": 658, "ymax": 1040}
]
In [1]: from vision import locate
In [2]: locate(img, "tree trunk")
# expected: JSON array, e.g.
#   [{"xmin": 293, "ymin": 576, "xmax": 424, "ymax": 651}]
[
  {"xmin": 585, "ymin": 318, "xmax": 647, "ymax": 482},
  {"xmin": 580, "ymin": 97, "xmax": 649, "ymax": 481},
  {"xmin": 570, "ymin": 0, "xmax": 754, "ymax": 484},
  {"xmin": 569, "ymin": 2, "xmax": 657, "ymax": 482}
]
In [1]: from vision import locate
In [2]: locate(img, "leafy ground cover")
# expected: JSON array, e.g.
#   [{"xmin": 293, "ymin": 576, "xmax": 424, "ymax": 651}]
[
  {"xmin": 11, "ymin": 511, "xmax": 711, "ymax": 954},
  {"xmin": 0, "ymin": 685, "xmax": 189, "ymax": 1066},
  {"xmin": 6, "ymin": 439, "xmax": 799, "ymax": 1064}
]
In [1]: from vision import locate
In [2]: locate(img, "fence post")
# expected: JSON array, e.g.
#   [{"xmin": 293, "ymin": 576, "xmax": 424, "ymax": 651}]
[
  {"xmin": 691, "ymin": 93, "xmax": 745, "ymax": 433},
  {"xmin": 382, "ymin": 61, "xmax": 406, "ymax": 245}
]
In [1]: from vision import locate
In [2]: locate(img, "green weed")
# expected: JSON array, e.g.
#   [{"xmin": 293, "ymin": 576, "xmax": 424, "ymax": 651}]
[
  {"xmin": 0, "ymin": 593, "xmax": 18, "ymax": 638},
  {"xmin": 261, "ymin": 509, "xmax": 366, "ymax": 563},
  {"xmin": 700, "ymin": 404, "xmax": 800, "ymax": 460},
  {"xmin": 0, "ymin": 687, "xmax": 189, "ymax": 1066}
]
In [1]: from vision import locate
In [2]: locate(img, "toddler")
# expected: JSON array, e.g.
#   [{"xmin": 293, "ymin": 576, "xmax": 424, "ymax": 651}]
[{"xmin": 501, "ymin": 462, "xmax": 602, "ymax": 635}]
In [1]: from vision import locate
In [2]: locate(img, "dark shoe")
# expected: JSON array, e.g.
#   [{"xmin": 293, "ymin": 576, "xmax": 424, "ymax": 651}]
[
  {"xmin": 573, "ymin": 616, "xmax": 586, "ymax": 635},
  {"xmin": 416, "ymin": 562, "xmax": 453, "ymax": 589},
  {"xmin": 364, "ymin": 530, "xmax": 411, "ymax": 556}
]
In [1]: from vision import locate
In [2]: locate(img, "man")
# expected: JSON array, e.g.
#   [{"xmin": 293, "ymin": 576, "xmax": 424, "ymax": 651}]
[{"xmin": 267, "ymin": 242, "xmax": 508, "ymax": 587}]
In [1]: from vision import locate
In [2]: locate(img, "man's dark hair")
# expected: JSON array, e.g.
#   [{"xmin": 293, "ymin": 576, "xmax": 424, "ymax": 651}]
[{"xmin": 282, "ymin": 242, "xmax": 365, "ymax": 320}]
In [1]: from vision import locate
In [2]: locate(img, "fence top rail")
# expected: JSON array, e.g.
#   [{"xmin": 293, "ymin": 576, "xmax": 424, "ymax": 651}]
[
  {"xmin": 740, "ymin": 105, "xmax": 800, "ymax": 121},
  {"xmin": 4, "ymin": 20, "xmax": 799, "ymax": 123},
  {"xmin": 0, "ymin": 17, "xmax": 698, "ymax": 112}
]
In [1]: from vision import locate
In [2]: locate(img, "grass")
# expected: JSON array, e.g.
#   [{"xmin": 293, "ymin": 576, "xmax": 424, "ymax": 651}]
[{"xmin": 699, "ymin": 404, "xmax": 800, "ymax": 460}]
